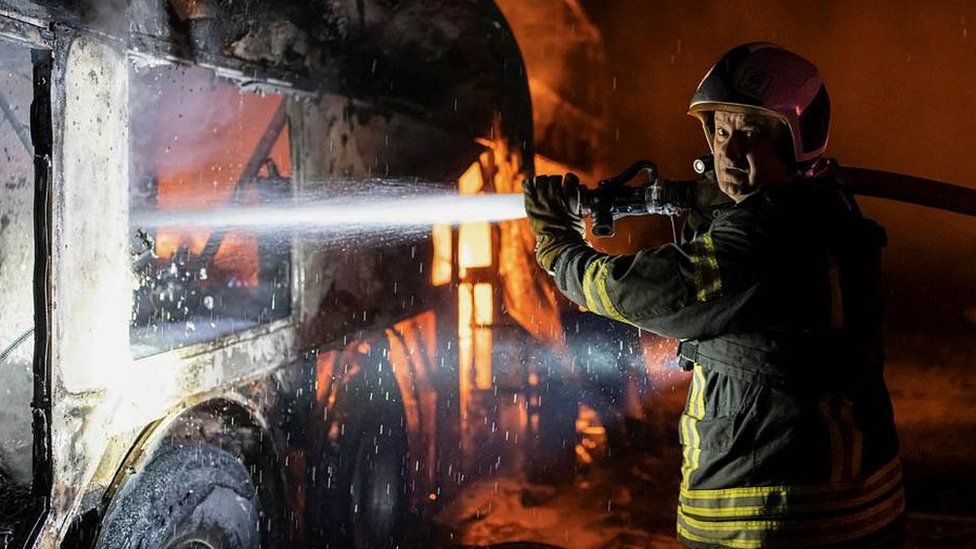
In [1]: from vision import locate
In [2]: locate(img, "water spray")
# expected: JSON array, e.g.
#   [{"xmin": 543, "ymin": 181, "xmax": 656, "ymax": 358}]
[
  {"xmin": 132, "ymin": 175, "xmax": 532, "ymax": 240},
  {"xmin": 134, "ymin": 192, "xmax": 527, "ymax": 231}
]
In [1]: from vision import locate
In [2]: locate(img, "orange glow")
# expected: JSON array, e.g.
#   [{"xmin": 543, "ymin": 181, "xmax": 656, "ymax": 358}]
[
  {"xmin": 452, "ymin": 132, "xmax": 574, "ymax": 436},
  {"xmin": 458, "ymin": 282, "xmax": 493, "ymax": 391},
  {"xmin": 474, "ymin": 328, "xmax": 492, "ymax": 390},
  {"xmin": 151, "ymin": 87, "xmax": 290, "ymax": 288},
  {"xmin": 314, "ymin": 350, "xmax": 337, "ymax": 407},
  {"xmin": 458, "ymin": 282, "xmax": 474, "ymax": 418},
  {"xmin": 473, "ymin": 283, "xmax": 493, "ymax": 325},
  {"xmin": 575, "ymin": 404, "xmax": 608, "ymax": 465},
  {"xmin": 458, "ymin": 161, "xmax": 483, "ymax": 195},
  {"xmin": 210, "ymin": 232, "xmax": 259, "ymax": 286},
  {"xmin": 458, "ymin": 222, "xmax": 492, "ymax": 278},
  {"xmin": 385, "ymin": 311, "xmax": 439, "ymax": 510},
  {"xmin": 640, "ymin": 332, "xmax": 690, "ymax": 393},
  {"xmin": 456, "ymin": 156, "xmax": 496, "ymax": 397},
  {"xmin": 492, "ymin": 149, "xmax": 566, "ymax": 345},
  {"xmin": 533, "ymin": 155, "xmax": 577, "ymax": 181},
  {"xmin": 431, "ymin": 224, "xmax": 453, "ymax": 286}
]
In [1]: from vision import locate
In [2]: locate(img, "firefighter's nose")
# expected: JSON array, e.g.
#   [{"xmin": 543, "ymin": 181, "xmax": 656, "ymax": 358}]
[{"xmin": 718, "ymin": 131, "xmax": 747, "ymax": 165}]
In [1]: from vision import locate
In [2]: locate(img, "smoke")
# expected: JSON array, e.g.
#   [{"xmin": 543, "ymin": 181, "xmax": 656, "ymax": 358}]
[
  {"xmin": 78, "ymin": 0, "xmax": 130, "ymax": 34},
  {"xmin": 129, "ymin": 62, "xmax": 266, "ymax": 205}
]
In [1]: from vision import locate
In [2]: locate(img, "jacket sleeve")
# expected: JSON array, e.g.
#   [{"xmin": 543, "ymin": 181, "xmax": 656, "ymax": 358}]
[{"xmin": 551, "ymin": 214, "xmax": 763, "ymax": 340}]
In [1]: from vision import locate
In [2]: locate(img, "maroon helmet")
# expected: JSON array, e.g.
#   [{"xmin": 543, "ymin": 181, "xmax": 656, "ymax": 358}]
[{"xmin": 689, "ymin": 43, "xmax": 830, "ymax": 165}]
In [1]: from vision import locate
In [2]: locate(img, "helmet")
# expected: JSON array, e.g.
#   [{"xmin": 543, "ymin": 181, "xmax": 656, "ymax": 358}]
[{"xmin": 688, "ymin": 43, "xmax": 830, "ymax": 165}]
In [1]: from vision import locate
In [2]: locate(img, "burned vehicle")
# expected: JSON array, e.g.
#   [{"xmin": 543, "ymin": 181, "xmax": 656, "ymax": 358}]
[{"xmin": 0, "ymin": 0, "xmax": 554, "ymax": 546}]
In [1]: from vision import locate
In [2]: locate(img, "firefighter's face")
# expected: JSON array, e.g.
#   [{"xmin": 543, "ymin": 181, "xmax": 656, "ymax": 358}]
[{"xmin": 712, "ymin": 109, "xmax": 793, "ymax": 202}]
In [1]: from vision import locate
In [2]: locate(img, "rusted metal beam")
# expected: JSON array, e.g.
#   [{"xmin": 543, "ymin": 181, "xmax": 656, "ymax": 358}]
[{"xmin": 196, "ymin": 100, "xmax": 288, "ymax": 267}]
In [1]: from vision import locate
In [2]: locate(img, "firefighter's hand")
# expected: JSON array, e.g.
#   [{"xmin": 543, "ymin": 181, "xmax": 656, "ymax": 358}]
[{"xmin": 523, "ymin": 173, "xmax": 586, "ymax": 272}]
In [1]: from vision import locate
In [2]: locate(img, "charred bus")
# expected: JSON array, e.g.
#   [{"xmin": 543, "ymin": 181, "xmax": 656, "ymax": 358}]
[{"xmin": 0, "ymin": 0, "xmax": 563, "ymax": 546}]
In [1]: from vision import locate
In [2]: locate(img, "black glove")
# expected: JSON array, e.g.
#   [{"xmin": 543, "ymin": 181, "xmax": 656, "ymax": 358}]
[{"xmin": 523, "ymin": 173, "xmax": 586, "ymax": 272}]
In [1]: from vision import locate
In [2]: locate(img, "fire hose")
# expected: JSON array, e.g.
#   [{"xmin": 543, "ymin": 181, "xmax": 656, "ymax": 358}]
[{"xmin": 569, "ymin": 157, "xmax": 976, "ymax": 237}]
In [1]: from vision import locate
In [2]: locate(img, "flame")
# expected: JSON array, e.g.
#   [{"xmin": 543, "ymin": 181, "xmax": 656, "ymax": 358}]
[
  {"xmin": 458, "ymin": 161, "xmax": 483, "ymax": 194},
  {"xmin": 458, "ymin": 222, "xmax": 492, "ymax": 279},
  {"xmin": 431, "ymin": 223, "xmax": 453, "ymax": 286},
  {"xmin": 151, "ymin": 91, "xmax": 290, "ymax": 288},
  {"xmin": 452, "ymin": 129, "xmax": 572, "ymax": 445},
  {"xmin": 456, "ymin": 153, "xmax": 496, "ymax": 412},
  {"xmin": 385, "ymin": 311, "xmax": 439, "ymax": 509}
]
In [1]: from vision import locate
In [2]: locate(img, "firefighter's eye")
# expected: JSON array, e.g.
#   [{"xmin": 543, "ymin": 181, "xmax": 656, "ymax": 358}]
[
  {"xmin": 743, "ymin": 128, "xmax": 760, "ymax": 139},
  {"xmin": 715, "ymin": 127, "xmax": 729, "ymax": 138}
]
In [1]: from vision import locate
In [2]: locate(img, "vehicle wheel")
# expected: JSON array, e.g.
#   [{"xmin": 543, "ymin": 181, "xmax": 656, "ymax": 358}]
[
  {"xmin": 316, "ymin": 377, "xmax": 408, "ymax": 548},
  {"xmin": 98, "ymin": 442, "xmax": 261, "ymax": 549}
]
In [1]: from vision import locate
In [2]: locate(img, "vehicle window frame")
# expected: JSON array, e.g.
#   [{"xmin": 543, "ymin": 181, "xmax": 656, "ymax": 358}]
[{"xmin": 126, "ymin": 57, "xmax": 303, "ymax": 360}]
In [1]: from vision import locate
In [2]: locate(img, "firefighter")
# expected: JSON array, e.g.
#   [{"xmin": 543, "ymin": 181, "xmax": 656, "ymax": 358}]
[{"xmin": 523, "ymin": 43, "xmax": 903, "ymax": 547}]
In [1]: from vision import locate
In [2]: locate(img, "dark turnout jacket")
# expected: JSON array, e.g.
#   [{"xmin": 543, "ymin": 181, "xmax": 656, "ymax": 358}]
[{"xmin": 550, "ymin": 178, "xmax": 902, "ymax": 547}]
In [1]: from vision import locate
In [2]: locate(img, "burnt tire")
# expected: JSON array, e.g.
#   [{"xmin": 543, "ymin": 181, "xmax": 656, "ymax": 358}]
[
  {"xmin": 316, "ymin": 382, "xmax": 408, "ymax": 549},
  {"xmin": 98, "ymin": 442, "xmax": 261, "ymax": 549}
]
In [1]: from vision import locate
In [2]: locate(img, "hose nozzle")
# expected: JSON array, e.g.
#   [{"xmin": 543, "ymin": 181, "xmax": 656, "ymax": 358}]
[{"xmin": 569, "ymin": 160, "xmax": 696, "ymax": 237}]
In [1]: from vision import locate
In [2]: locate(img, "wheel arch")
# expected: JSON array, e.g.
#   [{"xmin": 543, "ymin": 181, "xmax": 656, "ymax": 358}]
[{"xmin": 94, "ymin": 394, "xmax": 286, "ymax": 546}]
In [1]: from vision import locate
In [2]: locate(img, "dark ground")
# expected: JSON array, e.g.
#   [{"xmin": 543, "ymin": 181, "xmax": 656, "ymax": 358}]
[{"xmin": 434, "ymin": 326, "xmax": 976, "ymax": 548}]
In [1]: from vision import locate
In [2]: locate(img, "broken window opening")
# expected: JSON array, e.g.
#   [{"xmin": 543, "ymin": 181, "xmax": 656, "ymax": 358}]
[
  {"xmin": 129, "ymin": 63, "xmax": 293, "ymax": 357},
  {"xmin": 0, "ymin": 38, "xmax": 38, "ymax": 544}
]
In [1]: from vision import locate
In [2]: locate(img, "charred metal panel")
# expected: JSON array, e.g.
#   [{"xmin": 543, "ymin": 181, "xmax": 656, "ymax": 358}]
[
  {"xmin": 42, "ymin": 32, "xmax": 131, "ymax": 543},
  {"xmin": 494, "ymin": 0, "xmax": 608, "ymax": 174},
  {"xmin": 293, "ymin": 95, "xmax": 476, "ymax": 351},
  {"xmin": 315, "ymin": 0, "xmax": 533, "ymax": 162},
  {"xmin": 53, "ymin": 36, "xmax": 130, "ymax": 392}
]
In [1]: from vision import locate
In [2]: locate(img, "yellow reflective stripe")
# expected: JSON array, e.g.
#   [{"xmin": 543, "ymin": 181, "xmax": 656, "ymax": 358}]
[
  {"xmin": 691, "ymin": 233, "xmax": 723, "ymax": 302},
  {"xmin": 677, "ymin": 523, "xmax": 763, "ymax": 549},
  {"xmin": 703, "ymin": 233, "xmax": 720, "ymax": 270},
  {"xmin": 679, "ymin": 414, "xmax": 699, "ymax": 472},
  {"xmin": 841, "ymin": 401, "xmax": 864, "ymax": 479},
  {"xmin": 680, "ymin": 366, "xmax": 707, "ymax": 488},
  {"xmin": 581, "ymin": 258, "xmax": 606, "ymax": 313},
  {"xmin": 693, "ymin": 365, "xmax": 706, "ymax": 419},
  {"xmin": 581, "ymin": 257, "xmax": 631, "ymax": 324},
  {"xmin": 692, "ymin": 366, "xmax": 704, "ymax": 474},
  {"xmin": 679, "ymin": 464, "xmax": 903, "ymax": 518},
  {"xmin": 677, "ymin": 487, "xmax": 904, "ymax": 532},
  {"xmin": 820, "ymin": 398, "xmax": 846, "ymax": 482},
  {"xmin": 680, "ymin": 458, "xmax": 901, "ymax": 501},
  {"xmin": 686, "ymin": 367, "xmax": 701, "ymax": 420},
  {"xmin": 593, "ymin": 259, "xmax": 630, "ymax": 324},
  {"xmin": 679, "ymin": 415, "xmax": 693, "ymax": 488},
  {"xmin": 812, "ymin": 491, "xmax": 905, "ymax": 546},
  {"xmin": 690, "ymin": 243, "xmax": 706, "ymax": 302},
  {"xmin": 819, "ymin": 396, "xmax": 865, "ymax": 482},
  {"xmin": 678, "ymin": 491, "xmax": 905, "ymax": 547}
]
